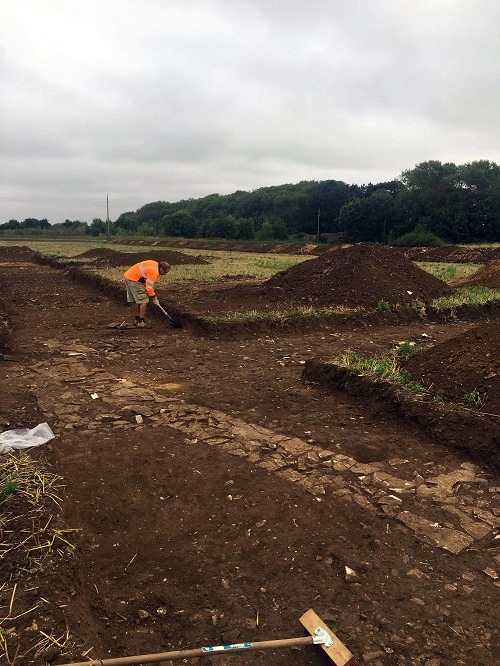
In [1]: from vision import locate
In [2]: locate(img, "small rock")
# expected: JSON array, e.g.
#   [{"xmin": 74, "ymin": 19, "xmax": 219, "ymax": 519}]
[
  {"xmin": 407, "ymin": 568, "xmax": 427, "ymax": 579},
  {"xmin": 345, "ymin": 566, "xmax": 358, "ymax": 582},
  {"xmin": 483, "ymin": 567, "xmax": 499, "ymax": 580}
]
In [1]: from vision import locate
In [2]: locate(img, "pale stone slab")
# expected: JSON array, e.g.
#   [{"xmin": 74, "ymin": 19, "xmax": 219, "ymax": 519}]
[
  {"xmin": 397, "ymin": 511, "xmax": 474, "ymax": 554},
  {"xmin": 278, "ymin": 438, "xmax": 313, "ymax": 455},
  {"xmin": 442, "ymin": 505, "xmax": 492, "ymax": 540}
]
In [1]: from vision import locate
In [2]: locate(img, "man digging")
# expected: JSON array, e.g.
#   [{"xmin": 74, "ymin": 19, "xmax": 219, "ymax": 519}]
[{"xmin": 123, "ymin": 260, "xmax": 171, "ymax": 327}]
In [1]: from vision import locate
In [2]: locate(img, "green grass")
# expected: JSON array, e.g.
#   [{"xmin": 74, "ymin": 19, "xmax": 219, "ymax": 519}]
[
  {"xmin": 206, "ymin": 304, "xmax": 361, "ymax": 323},
  {"xmin": 376, "ymin": 299, "xmax": 389, "ymax": 311},
  {"xmin": 431, "ymin": 286, "xmax": 500, "ymax": 309},
  {"xmin": 96, "ymin": 250, "xmax": 310, "ymax": 284},
  {"xmin": 0, "ymin": 453, "xmax": 74, "ymax": 563},
  {"xmin": 417, "ymin": 261, "xmax": 482, "ymax": 281},
  {"xmin": 335, "ymin": 351, "xmax": 426, "ymax": 394},
  {"xmin": 394, "ymin": 341, "xmax": 424, "ymax": 360},
  {"xmin": 0, "ymin": 238, "xmax": 308, "ymax": 281},
  {"xmin": 462, "ymin": 390, "xmax": 484, "ymax": 410},
  {"xmin": 0, "ymin": 238, "xmax": 109, "ymax": 257},
  {"xmin": 0, "ymin": 473, "xmax": 19, "ymax": 501}
]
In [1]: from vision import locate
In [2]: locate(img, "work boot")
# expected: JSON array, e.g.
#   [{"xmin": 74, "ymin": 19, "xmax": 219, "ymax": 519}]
[{"xmin": 136, "ymin": 318, "xmax": 146, "ymax": 328}]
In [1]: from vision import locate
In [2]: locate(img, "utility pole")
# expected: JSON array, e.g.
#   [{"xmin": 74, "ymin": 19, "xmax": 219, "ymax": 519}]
[
  {"xmin": 316, "ymin": 207, "xmax": 321, "ymax": 243},
  {"xmin": 106, "ymin": 194, "xmax": 110, "ymax": 237}
]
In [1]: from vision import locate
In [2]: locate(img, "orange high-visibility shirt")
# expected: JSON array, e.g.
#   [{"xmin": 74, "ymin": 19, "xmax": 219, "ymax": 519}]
[{"xmin": 123, "ymin": 260, "xmax": 160, "ymax": 297}]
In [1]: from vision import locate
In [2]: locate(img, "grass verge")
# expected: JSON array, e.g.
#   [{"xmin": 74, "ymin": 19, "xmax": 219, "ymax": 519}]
[
  {"xmin": 431, "ymin": 286, "xmax": 500, "ymax": 308},
  {"xmin": 0, "ymin": 453, "xmax": 77, "ymax": 665},
  {"xmin": 334, "ymin": 346, "xmax": 426, "ymax": 395},
  {"xmin": 205, "ymin": 304, "xmax": 362, "ymax": 323},
  {"xmin": 417, "ymin": 261, "xmax": 481, "ymax": 281}
]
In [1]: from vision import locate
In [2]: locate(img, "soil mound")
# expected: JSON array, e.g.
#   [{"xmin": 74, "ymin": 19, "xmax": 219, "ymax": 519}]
[
  {"xmin": 403, "ymin": 321, "xmax": 500, "ymax": 414},
  {"xmin": 0, "ymin": 245, "xmax": 37, "ymax": 261},
  {"xmin": 449, "ymin": 260, "xmax": 500, "ymax": 289},
  {"xmin": 107, "ymin": 239, "xmax": 326, "ymax": 255},
  {"xmin": 75, "ymin": 248, "xmax": 207, "ymax": 266},
  {"xmin": 401, "ymin": 245, "xmax": 500, "ymax": 263},
  {"xmin": 260, "ymin": 243, "xmax": 454, "ymax": 308}
]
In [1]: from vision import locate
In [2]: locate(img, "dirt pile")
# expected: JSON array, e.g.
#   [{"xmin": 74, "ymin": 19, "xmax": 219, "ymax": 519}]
[
  {"xmin": 0, "ymin": 245, "xmax": 37, "ymax": 262},
  {"xmin": 403, "ymin": 321, "xmax": 500, "ymax": 414},
  {"xmin": 401, "ymin": 245, "xmax": 500, "ymax": 263},
  {"xmin": 108, "ymin": 239, "xmax": 326, "ymax": 254},
  {"xmin": 260, "ymin": 243, "xmax": 454, "ymax": 308},
  {"xmin": 450, "ymin": 260, "xmax": 500, "ymax": 289},
  {"xmin": 74, "ymin": 248, "xmax": 207, "ymax": 266}
]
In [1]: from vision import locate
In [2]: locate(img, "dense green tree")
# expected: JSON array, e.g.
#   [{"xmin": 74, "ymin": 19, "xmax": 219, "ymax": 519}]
[
  {"xmin": 337, "ymin": 198, "xmax": 364, "ymax": 242},
  {"xmin": 162, "ymin": 210, "xmax": 198, "ymax": 237},
  {"xmin": 0, "ymin": 219, "xmax": 20, "ymax": 230},
  {"xmin": 63, "ymin": 219, "xmax": 82, "ymax": 229},
  {"xmin": 135, "ymin": 201, "xmax": 171, "ymax": 227},
  {"xmin": 212, "ymin": 215, "xmax": 237, "ymax": 239},
  {"xmin": 21, "ymin": 218, "xmax": 50, "ymax": 229},
  {"xmin": 87, "ymin": 218, "xmax": 107, "ymax": 236},
  {"xmin": 397, "ymin": 160, "xmax": 500, "ymax": 242},
  {"xmin": 11, "ymin": 162, "xmax": 493, "ymax": 243},
  {"xmin": 235, "ymin": 217, "xmax": 254, "ymax": 240},
  {"xmin": 115, "ymin": 211, "xmax": 138, "ymax": 233},
  {"xmin": 256, "ymin": 220, "xmax": 274, "ymax": 240}
]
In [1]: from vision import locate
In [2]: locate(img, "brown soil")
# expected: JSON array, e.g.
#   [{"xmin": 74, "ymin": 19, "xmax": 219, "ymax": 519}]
[
  {"xmin": 0, "ymin": 244, "xmax": 499, "ymax": 666},
  {"xmin": 400, "ymin": 246, "xmax": 500, "ymax": 264},
  {"xmin": 0, "ymin": 244, "xmax": 37, "ymax": 261},
  {"xmin": 109, "ymin": 239, "xmax": 500, "ymax": 263},
  {"xmin": 172, "ymin": 244, "xmax": 454, "ymax": 318},
  {"xmin": 449, "ymin": 260, "xmax": 500, "ymax": 289},
  {"xmin": 73, "ymin": 247, "xmax": 208, "ymax": 266},
  {"xmin": 109, "ymin": 239, "xmax": 333, "ymax": 255},
  {"xmin": 402, "ymin": 321, "xmax": 500, "ymax": 414},
  {"xmin": 260, "ymin": 243, "xmax": 453, "ymax": 309}
]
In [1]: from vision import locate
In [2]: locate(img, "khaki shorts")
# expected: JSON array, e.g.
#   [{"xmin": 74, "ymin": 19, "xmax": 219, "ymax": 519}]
[{"xmin": 125, "ymin": 278, "xmax": 149, "ymax": 304}]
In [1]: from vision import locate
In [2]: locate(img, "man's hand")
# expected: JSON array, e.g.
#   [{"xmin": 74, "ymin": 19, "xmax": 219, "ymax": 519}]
[{"xmin": 150, "ymin": 296, "xmax": 160, "ymax": 306}]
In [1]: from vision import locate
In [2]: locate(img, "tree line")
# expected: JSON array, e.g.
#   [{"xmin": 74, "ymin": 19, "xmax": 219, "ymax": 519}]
[{"xmin": 2, "ymin": 160, "xmax": 499, "ymax": 244}]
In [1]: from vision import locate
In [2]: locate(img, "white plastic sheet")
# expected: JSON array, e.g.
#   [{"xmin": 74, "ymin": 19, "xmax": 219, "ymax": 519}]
[{"xmin": 0, "ymin": 423, "xmax": 55, "ymax": 454}]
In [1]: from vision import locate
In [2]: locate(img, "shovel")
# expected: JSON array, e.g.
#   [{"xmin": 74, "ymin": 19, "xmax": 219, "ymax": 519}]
[
  {"xmin": 1, "ymin": 353, "xmax": 16, "ymax": 361},
  {"xmin": 55, "ymin": 608, "xmax": 359, "ymax": 666},
  {"xmin": 157, "ymin": 302, "xmax": 182, "ymax": 328}
]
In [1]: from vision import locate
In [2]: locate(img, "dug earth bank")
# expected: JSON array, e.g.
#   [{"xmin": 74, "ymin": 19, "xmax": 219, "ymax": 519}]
[{"xmin": 0, "ymin": 250, "xmax": 498, "ymax": 666}]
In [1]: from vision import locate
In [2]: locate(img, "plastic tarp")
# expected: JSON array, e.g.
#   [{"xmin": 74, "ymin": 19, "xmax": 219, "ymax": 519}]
[{"xmin": 0, "ymin": 423, "xmax": 55, "ymax": 454}]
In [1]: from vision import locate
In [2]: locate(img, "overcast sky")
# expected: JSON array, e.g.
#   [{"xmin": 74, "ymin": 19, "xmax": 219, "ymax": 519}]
[{"xmin": 1, "ymin": 0, "xmax": 500, "ymax": 224}]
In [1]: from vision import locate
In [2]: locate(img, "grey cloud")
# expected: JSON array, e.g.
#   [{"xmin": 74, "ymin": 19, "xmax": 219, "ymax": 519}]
[{"xmin": 1, "ymin": 0, "xmax": 500, "ymax": 223}]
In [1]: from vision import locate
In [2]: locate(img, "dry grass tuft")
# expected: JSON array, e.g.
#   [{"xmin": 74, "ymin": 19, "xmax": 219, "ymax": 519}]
[{"xmin": 0, "ymin": 453, "xmax": 78, "ymax": 665}]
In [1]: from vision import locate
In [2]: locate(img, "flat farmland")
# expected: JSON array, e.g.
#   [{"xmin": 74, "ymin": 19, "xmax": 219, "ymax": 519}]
[{"xmin": 0, "ymin": 239, "xmax": 499, "ymax": 666}]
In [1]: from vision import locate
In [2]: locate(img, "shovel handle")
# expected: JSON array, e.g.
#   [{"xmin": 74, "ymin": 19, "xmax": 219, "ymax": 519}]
[{"xmin": 55, "ymin": 636, "xmax": 313, "ymax": 666}]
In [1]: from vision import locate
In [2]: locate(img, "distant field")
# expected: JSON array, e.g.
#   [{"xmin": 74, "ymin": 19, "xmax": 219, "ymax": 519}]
[
  {"xmin": 0, "ymin": 238, "xmax": 310, "ymax": 282},
  {"xmin": 0, "ymin": 238, "xmax": 487, "ymax": 283}
]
